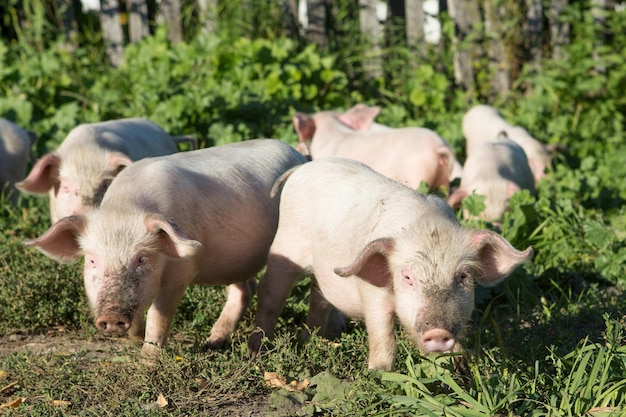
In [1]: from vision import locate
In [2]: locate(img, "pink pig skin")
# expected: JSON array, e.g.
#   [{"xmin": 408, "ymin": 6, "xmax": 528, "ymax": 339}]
[
  {"xmin": 249, "ymin": 158, "xmax": 532, "ymax": 370},
  {"xmin": 462, "ymin": 104, "xmax": 555, "ymax": 183},
  {"xmin": 293, "ymin": 106, "xmax": 459, "ymax": 191},
  {"xmin": 17, "ymin": 118, "xmax": 197, "ymax": 224},
  {"xmin": 449, "ymin": 132, "xmax": 536, "ymax": 222},
  {"xmin": 24, "ymin": 139, "xmax": 307, "ymax": 357},
  {"xmin": 0, "ymin": 118, "xmax": 36, "ymax": 204}
]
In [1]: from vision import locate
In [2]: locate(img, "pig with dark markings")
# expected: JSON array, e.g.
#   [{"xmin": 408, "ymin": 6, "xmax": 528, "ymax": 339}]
[
  {"xmin": 0, "ymin": 118, "xmax": 36, "ymax": 204},
  {"xmin": 24, "ymin": 139, "xmax": 307, "ymax": 357},
  {"xmin": 293, "ymin": 106, "xmax": 459, "ymax": 191},
  {"xmin": 462, "ymin": 104, "xmax": 555, "ymax": 183},
  {"xmin": 17, "ymin": 118, "xmax": 197, "ymax": 224},
  {"xmin": 449, "ymin": 131, "xmax": 536, "ymax": 222},
  {"xmin": 249, "ymin": 158, "xmax": 532, "ymax": 370}
]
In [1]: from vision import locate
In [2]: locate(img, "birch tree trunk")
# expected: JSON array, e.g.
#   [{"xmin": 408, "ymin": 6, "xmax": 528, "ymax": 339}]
[
  {"xmin": 128, "ymin": 0, "xmax": 149, "ymax": 43},
  {"xmin": 157, "ymin": 0, "xmax": 183, "ymax": 43},
  {"xmin": 99, "ymin": 0, "xmax": 124, "ymax": 67},
  {"xmin": 198, "ymin": 0, "xmax": 218, "ymax": 33},
  {"xmin": 306, "ymin": 0, "xmax": 328, "ymax": 47},
  {"xmin": 58, "ymin": 0, "xmax": 78, "ymax": 50},
  {"xmin": 359, "ymin": 0, "xmax": 384, "ymax": 78},
  {"xmin": 548, "ymin": 0, "xmax": 570, "ymax": 60},
  {"xmin": 447, "ymin": 0, "xmax": 480, "ymax": 91},
  {"xmin": 484, "ymin": 0, "xmax": 511, "ymax": 96},
  {"xmin": 591, "ymin": 0, "xmax": 607, "ymax": 73},
  {"xmin": 525, "ymin": 0, "xmax": 543, "ymax": 70},
  {"xmin": 282, "ymin": 0, "xmax": 299, "ymax": 38},
  {"xmin": 405, "ymin": 0, "xmax": 424, "ymax": 47}
]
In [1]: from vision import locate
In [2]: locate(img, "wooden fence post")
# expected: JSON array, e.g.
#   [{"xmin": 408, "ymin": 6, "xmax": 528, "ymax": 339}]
[
  {"xmin": 447, "ymin": 0, "xmax": 480, "ymax": 91},
  {"xmin": 359, "ymin": 0, "xmax": 384, "ymax": 78},
  {"xmin": 128, "ymin": 0, "xmax": 149, "ymax": 43},
  {"xmin": 99, "ymin": 0, "xmax": 124, "ymax": 67}
]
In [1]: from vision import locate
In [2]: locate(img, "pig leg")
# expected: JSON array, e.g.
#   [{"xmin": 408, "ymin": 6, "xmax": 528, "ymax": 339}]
[
  {"xmin": 141, "ymin": 262, "xmax": 195, "ymax": 356},
  {"xmin": 205, "ymin": 278, "xmax": 256, "ymax": 348},
  {"xmin": 303, "ymin": 280, "xmax": 346, "ymax": 341},
  {"xmin": 301, "ymin": 278, "xmax": 330, "ymax": 341},
  {"xmin": 363, "ymin": 303, "xmax": 396, "ymax": 370},
  {"xmin": 248, "ymin": 254, "xmax": 305, "ymax": 354},
  {"xmin": 128, "ymin": 314, "xmax": 146, "ymax": 345},
  {"xmin": 142, "ymin": 283, "xmax": 188, "ymax": 357}
]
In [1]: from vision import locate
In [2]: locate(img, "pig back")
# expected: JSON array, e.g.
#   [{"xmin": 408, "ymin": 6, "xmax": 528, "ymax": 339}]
[
  {"xmin": 278, "ymin": 158, "xmax": 455, "ymax": 261},
  {"xmin": 101, "ymin": 139, "xmax": 307, "ymax": 285},
  {"xmin": 59, "ymin": 118, "xmax": 179, "ymax": 159}
]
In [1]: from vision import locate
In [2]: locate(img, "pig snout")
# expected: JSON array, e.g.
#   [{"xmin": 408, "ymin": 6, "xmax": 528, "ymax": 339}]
[
  {"xmin": 421, "ymin": 328, "xmax": 456, "ymax": 353},
  {"xmin": 96, "ymin": 312, "xmax": 131, "ymax": 334}
]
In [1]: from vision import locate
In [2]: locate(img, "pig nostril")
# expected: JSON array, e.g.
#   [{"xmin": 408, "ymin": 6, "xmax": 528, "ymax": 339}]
[
  {"xmin": 421, "ymin": 329, "xmax": 456, "ymax": 352},
  {"xmin": 96, "ymin": 314, "xmax": 130, "ymax": 333}
]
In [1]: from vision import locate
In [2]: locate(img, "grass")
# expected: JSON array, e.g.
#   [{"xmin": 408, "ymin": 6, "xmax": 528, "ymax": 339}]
[
  {"xmin": 1, "ymin": 190, "xmax": 626, "ymax": 416},
  {"xmin": 1, "ymin": 4, "xmax": 626, "ymax": 414}
]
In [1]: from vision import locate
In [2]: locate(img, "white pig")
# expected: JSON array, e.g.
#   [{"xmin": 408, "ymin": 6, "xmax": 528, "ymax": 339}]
[
  {"xmin": 249, "ymin": 158, "xmax": 532, "ymax": 370},
  {"xmin": 17, "ymin": 118, "xmax": 197, "ymax": 223},
  {"xmin": 462, "ymin": 104, "xmax": 555, "ymax": 183},
  {"xmin": 293, "ymin": 107, "xmax": 459, "ymax": 191},
  {"xmin": 448, "ymin": 132, "xmax": 536, "ymax": 222},
  {"xmin": 0, "ymin": 118, "xmax": 36, "ymax": 204},
  {"xmin": 24, "ymin": 139, "xmax": 307, "ymax": 356}
]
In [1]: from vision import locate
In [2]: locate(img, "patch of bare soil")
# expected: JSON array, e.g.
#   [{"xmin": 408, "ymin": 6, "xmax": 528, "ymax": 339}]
[
  {"xmin": 0, "ymin": 329, "xmax": 126, "ymax": 357},
  {"xmin": 0, "ymin": 330, "xmax": 269, "ymax": 416}
]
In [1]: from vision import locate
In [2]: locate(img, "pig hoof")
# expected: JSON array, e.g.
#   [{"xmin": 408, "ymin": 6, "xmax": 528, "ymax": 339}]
[
  {"xmin": 203, "ymin": 337, "xmax": 229, "ymax": 350},
  {"xmin": 247, "ymin": 329, "xmax": 266, "ymax": 356},
  {"xmin": 141, "ymin": 342, "xmax": 162, "ymax": 358}
]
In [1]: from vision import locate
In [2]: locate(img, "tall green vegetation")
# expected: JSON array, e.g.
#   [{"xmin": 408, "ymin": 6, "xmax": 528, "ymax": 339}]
[{"xmin": 1, "ymin": 1, "xmax": 625, "ymax": 415}]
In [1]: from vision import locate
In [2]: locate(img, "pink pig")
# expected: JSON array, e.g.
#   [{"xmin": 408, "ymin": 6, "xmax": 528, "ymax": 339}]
[
  {"xmin": 448, "ymin": 132, "xmax": 536, "ymax": 222},
  {"xmin": 293, "ymin": 105, "xmax": 459, "ymax": 191},
  {"xmin": 17, "ymin": 118, "xmax": 197, "ymax": 224},
  {"xmin": 462, "ymin": 104, "xmax": 556, "ymax": 183},
  {"xmin": 0, "ymin": 118, "xmax": 37, "ymax": 204},
  {"xmin": 25, "ymin": 139, "xmax": 307, "ymax": 357},
  {"xmin": 249, "ymin": 158, "xmax": 532, "ymax": 370}
]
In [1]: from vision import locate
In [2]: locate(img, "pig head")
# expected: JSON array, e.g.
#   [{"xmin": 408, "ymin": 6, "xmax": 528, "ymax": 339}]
[
  {"xmin": 250, "ymin": 158, "xmax": 532, "ymax": 370},
  {"xmin": 463, "ymin": 104, "xmax": 555, "ymax": 183},
  {"xmin": 16, "ymin": 118, "xmax": 195, "ymax": 223},
  {"xmin": 448, "ymin": 131, "xmax": 536, "ymax": 222},
  {"xmin": 25, "ymin": 211, "xmax": 201, "ymax": 344},
  {"xmin": 292, "ymin": 105, "xmax": 459, "ymax": 191},
  {"xmin": 25, "ymin": 139, "xmax": 307, "ymax": 357}
]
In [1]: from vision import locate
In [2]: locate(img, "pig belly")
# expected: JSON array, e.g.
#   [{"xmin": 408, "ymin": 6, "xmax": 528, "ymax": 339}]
[{"xmin": 315, "ymin": 273, "xmax": 366, "ymax": 319}]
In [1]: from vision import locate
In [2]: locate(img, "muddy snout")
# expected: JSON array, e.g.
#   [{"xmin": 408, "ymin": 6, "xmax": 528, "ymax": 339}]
[
  {"xmin": 96, "ymin": 311, "xmax": 131, "ymax": 334},
  {"xmin": 420, "ymin": 328, "xmax": 456, "ymax": 353}
]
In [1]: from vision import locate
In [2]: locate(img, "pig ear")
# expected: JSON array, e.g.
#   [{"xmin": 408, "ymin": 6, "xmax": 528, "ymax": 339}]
[
  {"xmin": 437, "ymin": 146, "xmax": 454, "ymax": 174},
  {"xmin": 16, "ymin": 153, "xmax": 61, "ymax": 194},
  {"xmin": 293, "ymin": 113, "xmax": 316, "ymax": 142},
  {"xmin": 337, "ymin": 104, "xmax": 381, "ymax": 131},
  {"xmin": 469, "ymin": 230, "xmax": 533, "ymax": 286},
  {"xmin": 23, "ymin": 215, "xmax": 85, "ymax": 262},
  {"xmin": 448, "ymin": 188, "xmax": 468, "ymax": 209},
  {"xmin": 333, "ymin": 238, "xmax": 395, "ymax": 287},
  {"xmin": 145, "ymin": 214, "xmax": 202, "ymax": 259},
  {"xmin": 108, "ymin": 152, "xmax": 133, "ymax": 172}
]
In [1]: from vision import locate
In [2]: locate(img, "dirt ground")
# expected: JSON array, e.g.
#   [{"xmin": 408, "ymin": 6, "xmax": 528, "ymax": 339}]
[{"xmin": 0, "ymin": 330, "xmax": 269, "ymax": 416}]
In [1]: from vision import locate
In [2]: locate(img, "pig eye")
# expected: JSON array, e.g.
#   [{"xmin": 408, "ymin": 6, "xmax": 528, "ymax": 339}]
[
  {"xmin": 454, "ymin": 271, "xmax": 470, "ymax": 285},
  {"xmin": 402, "ymin": 270, "xmax": 415, "ymax": 286}
]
